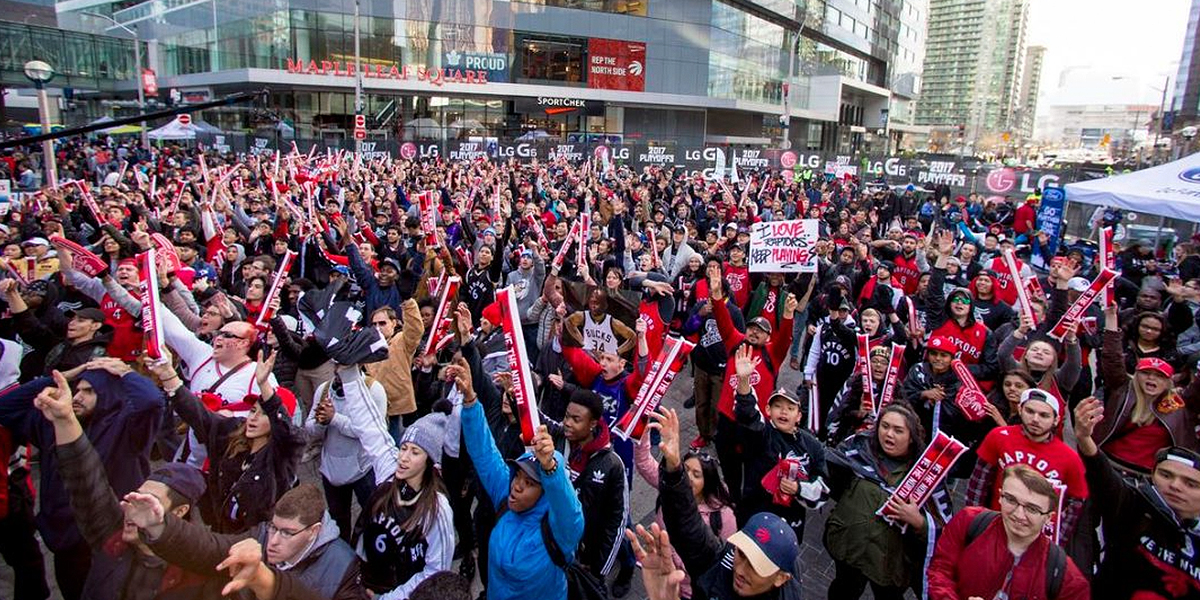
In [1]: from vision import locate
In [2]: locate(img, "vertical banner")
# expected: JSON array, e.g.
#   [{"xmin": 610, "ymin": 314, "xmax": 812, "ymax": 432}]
[
  {"xmin": 422, "ymin": 276, "xmax": 461, "ymax": 357},
  {"xmin": 1100, "ymin": 227, "xmax": 1115, "ymax": 308},
  {"xmin": 552, "ymin": 221, "xmax": 581, "ymax": 272},
  {"xmin": 1037, "ymin": 187, "xmax": 1066, "ymax": 257},
  {"xmin": 613, "ymin": 336, "xmax": 696, "ymax": 441},
  {"xmin": 497, "ymin": 287, "xmax": 540, "ymax": 446},
  {"xmin": 806, "ymin": 382, "xmax": 820, "ymax": 433},
  {"xmin": 577, "ymin": 202, "xmax": 591, "ymax": 275},
  {"xmin": 139, "ymin": 248, "xmax": 167, "ymax": 360},
  {"xmin": 419, "ymin": 190, "xmax": 439, "ymax": 248},
  {"xmin": 254, "ymin": 250, "xmax": 298, "ymax": 329},
  {"xmin": 878, "ymin": 344, "xmax": 905, "ymax": 411},
  {"xmin": 1002, "ymin": 249, "xmax": 1037, "ymax": 327},
  {"xmin": 856, "ymin": 335, "xmax": 874, "ymax": 415}
]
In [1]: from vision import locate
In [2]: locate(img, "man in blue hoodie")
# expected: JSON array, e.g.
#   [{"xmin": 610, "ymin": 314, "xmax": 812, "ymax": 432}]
[
  {"xmin": 458, "ymin": 354, "xmax": 585, "ymax": 600},
  {"xmin": 0, "ymin": 358, "xmax": 163, "ymax": 600}
]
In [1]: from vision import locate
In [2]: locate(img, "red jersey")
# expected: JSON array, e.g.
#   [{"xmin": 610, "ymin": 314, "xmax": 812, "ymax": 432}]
[
  {"xmin": 712, "ymin": 296, "xmax": 792, "ymax": 420},
  {"xmin": 724, "ymin": 263, "xmax": 751, "ymax": 309},
  {"xmin": 893, "ymin": 252, "xmax": 921, "ymax": 295},
  {"xmin": 101, "ymin": 293, "xmax": 142, "ymax": 361},
  {"xmin": 639, "ymin": 299, "xmax": 665, "ymax": 361},
  {"xmin": 976, "ymin": 425, "xmax": 1089, "ymax": 506}
]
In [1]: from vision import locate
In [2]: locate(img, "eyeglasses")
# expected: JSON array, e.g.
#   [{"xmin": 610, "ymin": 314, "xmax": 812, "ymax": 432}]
[
  {"xmin": 997, "ymin": 491, "xmax": 1052, "ymax": 517},
  {"xmin": 267, "ymin": 521, "xmax": 316, "ymax": 540}
]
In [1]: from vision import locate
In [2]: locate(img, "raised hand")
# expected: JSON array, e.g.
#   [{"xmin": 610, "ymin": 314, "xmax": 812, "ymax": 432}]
[
  {"xmin": 648, "ymin": 407, "xmax": 681, "ymax": 470},
  {"xmin": 83, "ymin": 357, "xmax": 133, "ymax": 378},
  {"xmin": 33, "ymin": 370, "xmax": 74, "ymax": 423},
  {"xmin": 625, "ymin": 524, "xmax": 685, "ymax": 600},
  {"xmin": 120, "ymin": 491, "xmax": 166, "ymax": 535},
  {"xmin": 734, "ymin": 344, "xmax": 759, "ymax": 379},
  {"xmin": 532, "ymin": 424, "xmax": 556, "ymax": 472},
  {"xmin": 450, "ymin": 356, "xmax": 474, "ymax": 403}
]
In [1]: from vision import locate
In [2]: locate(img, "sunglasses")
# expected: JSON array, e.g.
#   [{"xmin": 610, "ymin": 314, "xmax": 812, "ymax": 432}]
[{"xmin": 950, "ymin": 296, "xmax": 972, "ymax": 305}]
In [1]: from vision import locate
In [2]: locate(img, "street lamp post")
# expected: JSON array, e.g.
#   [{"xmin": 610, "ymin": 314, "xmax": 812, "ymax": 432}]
[
  {"xmin": 23, "ymin": 60, "xmax": 56, "ymax": 187},
  {"xmin": 85, "ymin": 12, "xmax": 149, "ymax": 150}
]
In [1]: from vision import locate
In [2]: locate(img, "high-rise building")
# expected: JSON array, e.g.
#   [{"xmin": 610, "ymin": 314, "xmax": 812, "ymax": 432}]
[
  {"xmin": 916, "ymin": 0, "xmax": 1030, "ymax": 151},
  {"xmin": 1171, "ymin": 0, "xmax": 1200, "ymax": 127},
  {"xmin": 1016, "ymin": 45, "xmax": 1045, "ymax": 140}
]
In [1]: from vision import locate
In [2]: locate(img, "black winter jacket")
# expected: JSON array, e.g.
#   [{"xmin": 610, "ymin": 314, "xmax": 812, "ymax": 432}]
[
  {"xmin": 659, "ymin": 461, "xmax": 804, "ymax": 600},
  {"xmin": 570, "ymin": 442, "xmax": 627, "ymax": 578}
]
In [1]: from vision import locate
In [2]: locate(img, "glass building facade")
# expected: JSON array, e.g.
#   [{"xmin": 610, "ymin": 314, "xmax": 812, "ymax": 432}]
[{"xmin": 54, "ymin": 0, "xmax": 926, "ymax": 152}]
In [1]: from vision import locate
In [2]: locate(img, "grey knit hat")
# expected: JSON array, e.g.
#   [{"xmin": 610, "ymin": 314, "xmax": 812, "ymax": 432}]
[{"xmin": 400, "ymin": 411, "xmax": 449, "ymax": 466}]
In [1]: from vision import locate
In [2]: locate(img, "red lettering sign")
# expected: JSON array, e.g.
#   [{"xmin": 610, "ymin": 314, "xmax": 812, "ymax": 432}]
[{"xmin": 587, "ymin": 39, "xmax": 646, "ymax": 92}]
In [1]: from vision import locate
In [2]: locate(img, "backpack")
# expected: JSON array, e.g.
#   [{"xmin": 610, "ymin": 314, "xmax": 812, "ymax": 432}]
[{"xmin": 964, "ymin": 510, "xmax": 1066, "ymax": 599}]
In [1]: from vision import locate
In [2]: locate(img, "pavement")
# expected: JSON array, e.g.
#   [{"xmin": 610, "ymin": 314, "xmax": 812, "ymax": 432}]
[{"xmin": 0, "ymin": 360, "xmax": 900, "ymax": 600}]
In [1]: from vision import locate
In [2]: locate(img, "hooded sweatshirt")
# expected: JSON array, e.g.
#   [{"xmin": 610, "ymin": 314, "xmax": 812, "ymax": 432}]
[{"xmin": 0, "ymin": 370, "xmax": 163, "ymax": 551}]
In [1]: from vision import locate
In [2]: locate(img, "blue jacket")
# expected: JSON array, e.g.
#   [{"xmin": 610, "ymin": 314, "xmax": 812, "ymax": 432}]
[
  {"xmin": 0, "ymin": 370, "xmax": 163, "ymax": 551},
  {"xmin": 461, "ymin": 401, "xmax": 584, "ymax": 600}
]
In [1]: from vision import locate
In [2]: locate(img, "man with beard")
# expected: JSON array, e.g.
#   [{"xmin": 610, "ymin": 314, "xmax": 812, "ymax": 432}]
[
  {"xmin": 0, "ymin": 360, "xmax": 163, "ymax": 600},
  {"xmin": 965, "ymin": 388, "xmax": 1088, "ymax": 541},
  {"xmin": 891, "ymin": 232, "xmax": 927, "ymax": 296}
]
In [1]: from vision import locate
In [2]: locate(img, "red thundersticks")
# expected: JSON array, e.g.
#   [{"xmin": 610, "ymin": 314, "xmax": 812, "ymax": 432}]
[
  {"xmin": 613, "ymin": 335, "xmax": 696, "ymax": 441},
  {"xmin": 497, "ymin": 286, "xmax": 540, "ymax": 446}
]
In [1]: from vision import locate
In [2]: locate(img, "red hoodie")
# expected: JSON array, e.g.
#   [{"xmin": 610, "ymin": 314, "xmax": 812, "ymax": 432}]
[{"xmin": 713, "ymin": 296, "xmax": 793, "ymax": 421}]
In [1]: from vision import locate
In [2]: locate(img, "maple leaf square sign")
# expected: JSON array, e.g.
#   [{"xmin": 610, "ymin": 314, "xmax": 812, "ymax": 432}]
[{"xmin": 587, "ymin": 38, "xmax": 646, "ymax": 92}]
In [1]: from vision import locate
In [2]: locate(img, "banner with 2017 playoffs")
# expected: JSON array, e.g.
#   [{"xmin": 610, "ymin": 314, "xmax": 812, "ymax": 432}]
[{"xmin": 748, "ymin": 219, "xmax": 819, "ymax": 273}]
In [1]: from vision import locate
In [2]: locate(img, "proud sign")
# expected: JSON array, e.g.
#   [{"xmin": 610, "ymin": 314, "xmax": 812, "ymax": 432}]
[{"xmin": 749, "ymin": 219, "xmax": 818, "ymax": 273}]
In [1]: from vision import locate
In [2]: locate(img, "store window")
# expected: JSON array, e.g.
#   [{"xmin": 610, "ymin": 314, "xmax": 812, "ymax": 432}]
[
  {"xmin": 513, "ymin": 0, "xmax": 647, "ymax": 17},
  {"xmin": 514, "ymin": 33, "xmax": 586, "ymax": 85}
]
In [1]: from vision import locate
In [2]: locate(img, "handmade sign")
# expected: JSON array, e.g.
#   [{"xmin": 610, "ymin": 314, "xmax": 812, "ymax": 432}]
[
  {"xmin": 613, "ymin": 335, "xmax": 696, "ymax": 441},
  {"xmin": 497, "ymin": 286, "xmax": 541, "ymax": 446},
  {"xmin": 748, "ymin": 219, "xmax": 818, "ymax": 272}
]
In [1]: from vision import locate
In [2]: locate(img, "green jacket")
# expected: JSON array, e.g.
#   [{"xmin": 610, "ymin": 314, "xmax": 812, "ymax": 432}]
[{"xmin": 822, "ymin": 433, "xmax": 942, "ymax": 589}]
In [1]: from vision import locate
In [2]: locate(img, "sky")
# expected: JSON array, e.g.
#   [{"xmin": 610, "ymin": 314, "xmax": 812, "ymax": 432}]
[{"xmin": 1027, "ymin": 0, "xmax": 1191, "ymax": 107}]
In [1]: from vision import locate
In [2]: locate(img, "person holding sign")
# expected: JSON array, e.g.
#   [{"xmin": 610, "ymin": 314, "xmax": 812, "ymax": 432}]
[{"xmin": 823, "ymin": 403, "xmax": 941, "ymax": 599}]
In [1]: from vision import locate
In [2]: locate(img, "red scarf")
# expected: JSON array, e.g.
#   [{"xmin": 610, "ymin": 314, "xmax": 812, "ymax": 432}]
[{"xmin": 568, "ymin": 420, "xmax": 613, "ymax": 476}]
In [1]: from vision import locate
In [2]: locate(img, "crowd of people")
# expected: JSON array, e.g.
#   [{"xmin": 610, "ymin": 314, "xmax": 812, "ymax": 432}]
[{"xmin": 1, "ymin": 136, "xmax": 1200, "ymax": 600}]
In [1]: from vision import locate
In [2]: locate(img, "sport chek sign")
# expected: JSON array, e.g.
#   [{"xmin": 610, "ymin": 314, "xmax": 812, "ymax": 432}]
[{"xmin": 588, "ymin": 39, "xmax": 645, "ymax": 92}]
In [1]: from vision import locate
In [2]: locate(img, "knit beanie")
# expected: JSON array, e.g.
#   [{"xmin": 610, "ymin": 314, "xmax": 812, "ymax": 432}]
[{"xmin": 400, "ymin": 411, "xmax": 450, "ymax": 467}]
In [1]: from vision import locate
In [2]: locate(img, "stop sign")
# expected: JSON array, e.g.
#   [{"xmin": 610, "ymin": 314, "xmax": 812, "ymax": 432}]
[
  {"xmin": 354, "ymin": 128, "xmax": 366, "ymax": 140},
  {"xmin": 178, "ymin": 114, "xmax": 191, "ymax": 125},
  {"xmin": 354, "ymin": 114, "xmax": 366, "ymax": 128}
]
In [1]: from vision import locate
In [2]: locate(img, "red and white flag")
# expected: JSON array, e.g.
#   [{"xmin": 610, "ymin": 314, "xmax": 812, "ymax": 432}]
[
  {"xmin": 49, "ymin": 235, "xmax": 109, "ymax": 278},
  {"xmin": 422, "ymin": 276, "xmax": 461, "ymax": 357},
  {"xmin": 418, "ymin": 191, "xmax": 439, "ymax": 248},
  {"xmin": 1100, "ymin": 227, "xmax": 1115, "ymax": 308},
  {"xmin": 1002, "ymin": 248, "xmax": 1037, "ymax": 327},
  {"xmin": 497, "ymin": 287, "xmax": 540, "ymax": 446},
  {"xmin": 613, "ymin": 335, "xmax": 696, "ymax": 441},
  {"xmin": 254, "ymin": 250, "xmax": 297, "ymax": 329},
  {"xmin": 877, "ymin": 343, "xmax": 905, "ymax": 412},
  {"xmin": 1047, "ymin": 268, "xmax": 1119, "ymax": 341},
  {"xmin": 139, "ymin": 248, "xmax": 167, "ymax": 360},
  {"xmin": 856, "ymin": 334, "xmax": 874, "ymax": 416},
  {"xmin": 878, "ymin": 431, "xmax": 967, "ymax": 524}
]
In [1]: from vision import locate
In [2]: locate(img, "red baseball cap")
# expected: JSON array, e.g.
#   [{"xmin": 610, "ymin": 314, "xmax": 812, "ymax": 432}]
[
  {"xmin": 1136, "ymin": 357, "xmax": 1174, "ymax": 379},
  {"xmin": 926, "ymin": 336, "xmax": 955, "ymax": 354}
]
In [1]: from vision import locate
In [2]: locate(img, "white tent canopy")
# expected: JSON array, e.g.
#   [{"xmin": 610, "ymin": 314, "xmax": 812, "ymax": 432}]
[
  {"xmin": 1065, "ymin": 151, "xmax": 1200, "ymax": 222},
  {"xmin": 147, "ymin": 118, "xmax": 197, "ymax": 140}
]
